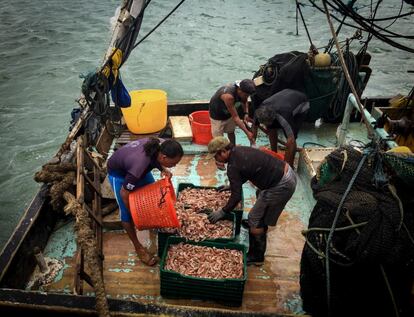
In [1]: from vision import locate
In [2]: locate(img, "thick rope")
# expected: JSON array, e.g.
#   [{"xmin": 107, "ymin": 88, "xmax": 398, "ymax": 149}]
[
  {"xmin": 63, "ymin": 192, "xmax": 110, "ymax": 317},
  {"xmin": 34, "ymin": 161, "xmax": 110, "ymax": 316},
  {"xmin": 34, "ymin": 163, "xmax": 76, "ymax": 210}
]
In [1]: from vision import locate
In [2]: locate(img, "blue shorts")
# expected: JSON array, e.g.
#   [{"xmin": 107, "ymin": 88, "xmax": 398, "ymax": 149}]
[{"xmin": 108, "ymin": 171, "xmax": 155, "ymax": 222}]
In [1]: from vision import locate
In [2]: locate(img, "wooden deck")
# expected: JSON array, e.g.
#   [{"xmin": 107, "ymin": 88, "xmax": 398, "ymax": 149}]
[
  {"xmin": 37, "ymin": 123, "xmax": 372, "ymax": 315},
  {"xmin": 43, "ymin": 152, "xmax": 309, "ymax": 315}
]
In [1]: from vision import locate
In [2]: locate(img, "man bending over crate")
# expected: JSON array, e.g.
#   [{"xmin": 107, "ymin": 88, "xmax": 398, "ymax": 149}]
[{"xmin": 206, "ymin": 136, "xmax": 296, "ymax": 265}]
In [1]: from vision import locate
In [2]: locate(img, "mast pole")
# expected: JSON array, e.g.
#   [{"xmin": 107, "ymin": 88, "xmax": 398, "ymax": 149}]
[{"xmin": 321, "ymin": 0, "xmax": 374, "ymax": 136}]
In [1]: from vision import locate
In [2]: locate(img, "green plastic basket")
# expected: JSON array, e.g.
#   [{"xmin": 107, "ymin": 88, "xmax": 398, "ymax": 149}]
[
  {"xmin": 160, "ymin": 236, "xmax": 247, "ymax": 306},
  {"xmin": 157, "ymin": 212, "xmax": 236, "ymax": 257},
  {"xmin": 177, "ymin": 183, "xmax": 244, "ymax": 235},
  {"xmin": 384, "ymin": 152, "xmax": 414, "ymax": 185}
]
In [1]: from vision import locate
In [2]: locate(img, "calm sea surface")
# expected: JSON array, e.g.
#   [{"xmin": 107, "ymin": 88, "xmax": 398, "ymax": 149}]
[{"xmin": 0, "ymin": 0, "xmax": 413, "ymax": 248}]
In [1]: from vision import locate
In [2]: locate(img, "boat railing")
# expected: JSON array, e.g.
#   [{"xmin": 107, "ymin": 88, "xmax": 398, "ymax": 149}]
[{"xmin": 338, "ymin": 93, "xmax": 398, "ymax": 149}]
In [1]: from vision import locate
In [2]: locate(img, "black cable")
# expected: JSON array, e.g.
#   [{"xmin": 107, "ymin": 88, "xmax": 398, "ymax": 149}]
[
  {"xmin": 302, "ymin": 142, "xmax": 327, "ymax": 148},
  {"xmin": 132, "ymin": 0, "xmax": 187, "ymax": 49},
  {"xmin": 328, "ymin": 0, "xmax": 414, "ymax": 39},
  {"xmin": 307, "ymin": 0, "xmax": 414, "ymax": 53},
  {"xmin": 297, "ymin": 1, "xmax": 315, "ymax": 48},
  {"xmin": 329, "ymin": 0, "xmax": 413, "ymax": 38},
  {"xmin": 382, "ymin": 0, "xmax": 404, "ymax": 29},
  {"xmin": 324, "ymin": 13, "xmax": 347, "ymax": 53},
  {"xmin": 296, "ymin": 0, "xmax": 300, "ymax": 35}
]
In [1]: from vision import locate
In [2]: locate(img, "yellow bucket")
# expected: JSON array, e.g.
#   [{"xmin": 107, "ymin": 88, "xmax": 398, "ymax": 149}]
[{"xmin": 121, "ymin": 89, "xmax": 167, "ymax": 134}]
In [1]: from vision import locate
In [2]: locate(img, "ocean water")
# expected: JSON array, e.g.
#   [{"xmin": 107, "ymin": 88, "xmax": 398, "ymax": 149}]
[{"xmin": 0, "ymin": 0, "xmax": 413, "ymax": 249}]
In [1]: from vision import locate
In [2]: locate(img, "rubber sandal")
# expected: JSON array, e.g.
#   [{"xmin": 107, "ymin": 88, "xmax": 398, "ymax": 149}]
[{"xmin": 137, "ymin": 250, "xmax": 159, "ymax": 266}]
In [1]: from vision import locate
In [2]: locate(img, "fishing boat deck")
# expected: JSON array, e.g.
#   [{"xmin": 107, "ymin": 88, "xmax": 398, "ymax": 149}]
[{"xmin": 36, "ymin": 122, "xmax": 369, "ymax": 315}]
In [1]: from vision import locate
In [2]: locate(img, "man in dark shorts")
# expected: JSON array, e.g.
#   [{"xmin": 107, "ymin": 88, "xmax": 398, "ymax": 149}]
[
  {"xmin": 209, "ymin": 79, "xmax": 256, "ymax": 145},
  {"xmin": 206, "ymin": 136, "xmax": 297, "ymax": 265},
  {"xmin": 253, "ymin": 88, "xmax": 310, "ymax": 167}
]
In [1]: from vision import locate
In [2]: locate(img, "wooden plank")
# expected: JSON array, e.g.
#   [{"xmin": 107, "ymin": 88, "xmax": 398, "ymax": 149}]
[
  {"xmin": 93, "ymin": 165, "xmax": 104, "ymax": 264},
  {"xmin": 101, "ymin": 175, "xmax": 115, "ymax": 199},
  {"xmin": 74, "ymin": 136, "xmax": 86, "ymax": 295},
  {"xmin": 95, "ymin": 125, "xmax": 113, "ymax": 156},
  {"xmin": 115, "ymin": 131, "xmax": 160, "ymax": 146},
  {"xmin": 169, "ymin": 116, "xmax": 193, "ymax": 142}
]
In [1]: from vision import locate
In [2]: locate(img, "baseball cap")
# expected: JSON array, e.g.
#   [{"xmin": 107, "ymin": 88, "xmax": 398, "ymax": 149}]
[
  {"xmin": 206, "ymin": 136, "xmax": 230, "ymax": 159},
  {"xmin": 235, "ymin": 79, "xmax": 256, "ymax": 94}
]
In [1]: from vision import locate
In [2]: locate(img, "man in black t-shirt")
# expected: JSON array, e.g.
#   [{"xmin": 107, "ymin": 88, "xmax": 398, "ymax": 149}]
[
  {"xmin": 206, "ymin": 136, "xmax": 297, "ymax": 265},
  {"xmin": 253, "ymin": 88, "xmax": 310, "ymax": 167}
]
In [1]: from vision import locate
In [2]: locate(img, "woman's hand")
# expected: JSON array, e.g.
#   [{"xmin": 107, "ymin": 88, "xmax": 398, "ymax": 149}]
[{"xmin": 161, "ymin": 169, "xmax": 172, "ymax": 179}]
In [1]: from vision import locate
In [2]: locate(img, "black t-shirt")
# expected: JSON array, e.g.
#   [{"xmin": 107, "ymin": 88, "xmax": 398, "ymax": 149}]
[
  {"xmin": 255, "ymin": 88, "xmax": 309, "ymax": 138},
  {"xmin": 222, "ymin": 146, "xmax": 286, "ymax": 212},
  {"xmin": 209, "ymin": 84, "xmax": 241, "ymax": 120}
]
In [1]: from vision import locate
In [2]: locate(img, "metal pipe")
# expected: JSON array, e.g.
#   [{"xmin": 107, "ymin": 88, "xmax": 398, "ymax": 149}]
[{"xmin": 338, "ymin": 94, "xmax": 398, "ymax": 149}]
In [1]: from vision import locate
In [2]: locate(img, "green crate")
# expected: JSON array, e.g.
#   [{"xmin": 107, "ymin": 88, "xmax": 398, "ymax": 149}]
[
  {"xmin": 157, "ymin": 212, "xmax": 236, "ymax": 257},
  {"xmin": 177, "ymin": 183, "xmax": 244, "ymax": 235},
  {"xmin": 160, "ymin": 236, "xmax": 247, "ymax": 306}
]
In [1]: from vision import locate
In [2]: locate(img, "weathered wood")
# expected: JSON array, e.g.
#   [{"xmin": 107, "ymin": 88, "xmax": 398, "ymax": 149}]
[
  {"xmin": 169, "ymin": 116, "xmax": 193, "ymax": 142},
  {"xmin": 167, "ymin": 100, "xmax": 209, "ymax": 116},
  {"xmin": 76, "ymin": 138, "xmax": 85, "ymax": 204},
  {"xmin": 84, "ymin": 204, "xmax": 103, "ymax": 227},
  {"xmin": 82, "ymin": 170, "xmax": 102, "ymax": 197},
  {"xmin": 0, "ymin": 288, "xmax": 289, "ymax": 316},
  {"xmin": 74, "ymin": 249, "xmax": 83, "ymax": 295},
  {"xmin": 80, "ymin": 271, "xmax": 94, "ymax": 288},
  {"xmin": 84, "ymin": 148, "xmax": 104, "ymax": 172},
  {"xmin": 95, "ymin": 125, "xmax": 113, "ymax": 157},
  {"xmin": 74, "ymin": 137, "xmax": 85, "ymax": 294},
  {"xmin": 102, "ymin": 209, "xmax": 122, "ymax": 230},
  {"xmin": 115, "ymin": 130, "xmax": 159, "ymax": 146},
  {"xmin": 0, "ymin": 185, "xmax": 56, "ymax": 288},
  {"xmin": 101, "ymin": 175, "xmax": 116, "ymax": 199},
  {"xmin": 93, "ymin": 164, "xmax": 104, "ymax": 264},
  {"xmin": 56, "ymin": 106, "xmax": 91, "ymax": 160}
]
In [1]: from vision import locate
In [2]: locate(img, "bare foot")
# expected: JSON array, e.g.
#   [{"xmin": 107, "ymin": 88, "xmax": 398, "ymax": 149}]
[{"xmin": 135, "ymin": 248, "xmax": 159, "ymax": 266}]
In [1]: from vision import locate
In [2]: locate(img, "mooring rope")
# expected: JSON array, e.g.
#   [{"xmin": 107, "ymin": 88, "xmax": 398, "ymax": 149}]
[{"xmin": 63, "ymin": 191, "xmax": 110, "ymax": 317}]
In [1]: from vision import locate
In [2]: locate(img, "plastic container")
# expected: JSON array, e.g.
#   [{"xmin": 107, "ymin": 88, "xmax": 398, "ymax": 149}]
[
  {"xmin": 129, "ymin": 178, "xmax": 179, "ymax": 230},
  {"xmin": 188, "ymin": 111, "xmax": 213, "ymax": 145},
  {"xmin": 177, "ymin": 183, "xmax": 244, "ymax": 235},
  {"xmin": 160, "ymin": 236, "xmax": 247, "ymax": 306},
  {"xmin": 121, "ymin": 89, "xmax": 167, "ymax": 134},
  {"xmin": 157, "ymin": 212, "xmax": 236, "ymax": 257},
  {"xmin": 259, "ymin": 146, "xmax": 285, "ymax": 161}
]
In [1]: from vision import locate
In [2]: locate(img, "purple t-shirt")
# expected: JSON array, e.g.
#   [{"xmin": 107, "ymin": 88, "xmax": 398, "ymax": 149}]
[{"xmin": 107, "ymin": 138, "xmax": 162, "ymax": 191}]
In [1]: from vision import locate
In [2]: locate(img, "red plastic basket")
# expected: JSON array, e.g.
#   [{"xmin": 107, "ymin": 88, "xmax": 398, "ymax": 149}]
[
  {"xmin": 129, "ymin": 178, "xmax": 179, "ymax": 230},
  {"xmin": 189, "ymin": 111, "xmax": 213, "ymax": 145},
  {"xmin": 259, "ymin": 146, "xmax": 285, "ymax": 161}
]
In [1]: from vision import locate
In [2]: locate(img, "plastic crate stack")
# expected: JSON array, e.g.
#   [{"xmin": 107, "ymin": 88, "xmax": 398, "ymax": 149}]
[
  {"xmin": 158, "ymin": 183, "xmax": 247, "ymax": 306},
  {"xmin": 160, "ymin": 237, "xmax": 247, "ymax": 306}
]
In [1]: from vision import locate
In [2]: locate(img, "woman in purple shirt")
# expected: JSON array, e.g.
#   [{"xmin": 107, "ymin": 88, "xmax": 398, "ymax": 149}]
[{"xmin": 107, "ymin": 137, "xmax": 183, "ymax": 266}]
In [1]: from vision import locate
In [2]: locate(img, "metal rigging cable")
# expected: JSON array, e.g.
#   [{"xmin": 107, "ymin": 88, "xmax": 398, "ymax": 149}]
[{"xmin": 307, "ymin": 0, "xmax": 414, "ymax": 53}]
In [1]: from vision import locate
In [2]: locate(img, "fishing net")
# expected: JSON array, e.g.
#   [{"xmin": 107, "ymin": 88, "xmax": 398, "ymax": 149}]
[
  {"xmin": 384, "ymin": 151, "xmax": 414, "ymax": 186},
  {"xmin": 301, "ymin": 146, "xmax": 414, "ymax": 316}
]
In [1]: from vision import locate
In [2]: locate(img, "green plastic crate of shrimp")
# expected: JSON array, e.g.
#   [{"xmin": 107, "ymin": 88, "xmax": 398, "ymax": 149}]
[
  {"xmin": 160, "ymin": 236, "xmax": 247, "ymax": 306},
  {"xmin": 157, "ymin": 211, "xmax": 236, "ymax": 257},
  {"xmin": 177, "ymin": 182, "xmax": 244, "ymax": 235}
]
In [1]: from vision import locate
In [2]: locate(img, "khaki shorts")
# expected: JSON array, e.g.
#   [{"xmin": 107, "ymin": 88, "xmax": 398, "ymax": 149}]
[{"xmin": 210, "ymin": 117, "xmax": 236, "ymax": 137}]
